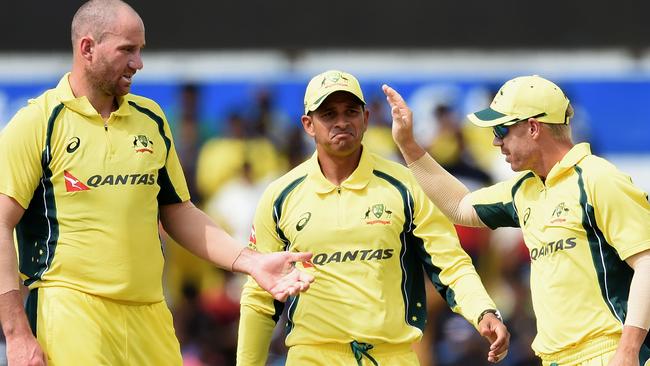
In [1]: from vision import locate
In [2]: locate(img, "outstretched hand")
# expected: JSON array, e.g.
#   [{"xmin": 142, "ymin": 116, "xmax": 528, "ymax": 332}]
[
  {"xmin": 382, "ymin": 84, "xmax": 425, "ymax": 163},
  {"xmin": 245, "ymin": 250, "xmax": 315, "ymax": 302},
  {"xmin": 478, "ymin": 314, "xmax": 510, "ymax": 363}
]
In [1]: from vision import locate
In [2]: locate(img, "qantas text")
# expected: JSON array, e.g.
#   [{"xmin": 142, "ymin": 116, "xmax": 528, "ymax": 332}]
[
  {"xmin": 530, "ymin": 237, "xmax": 577, "ymax": 260},
  {"xmin": 86, "ymin": 174, "xmax": 156, "ymax": 187},
  {"xmin": 311, "ymin": 248, "xmax": 394, "ymax": 266}
]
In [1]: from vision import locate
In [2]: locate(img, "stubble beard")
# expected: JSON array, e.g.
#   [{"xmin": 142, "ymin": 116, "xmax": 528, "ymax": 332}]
[{"xmin": 85, "ymin": 60, "xmax": 124, "ymax": 97}]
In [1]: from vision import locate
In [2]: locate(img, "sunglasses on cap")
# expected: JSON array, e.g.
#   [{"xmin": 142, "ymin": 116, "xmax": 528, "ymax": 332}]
[{"xmin": 492, "ymin": 113, "xmax": 547, "ymax": 140}]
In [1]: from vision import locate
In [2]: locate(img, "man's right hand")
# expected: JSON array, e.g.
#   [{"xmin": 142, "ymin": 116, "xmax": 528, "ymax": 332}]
[
  {"xmin": 382, "ymin": 84, "xmax": 426, "ymax": 164},
  {"xmin": 0, "ymin": 289, "xmax": 47, "ymax": 366},
  {"xmin": 6, "ymin": 332, "xmax": 47, "ymax": 366}
]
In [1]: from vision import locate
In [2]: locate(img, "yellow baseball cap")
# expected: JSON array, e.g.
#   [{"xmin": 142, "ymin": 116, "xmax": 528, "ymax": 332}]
[
  {"xmin": 467, "ymin": 75, "xmax": 571, "ymax": 127},
  {"xmin": 304, "ymin": 70, "xmax": 365, "ymax": 114}
]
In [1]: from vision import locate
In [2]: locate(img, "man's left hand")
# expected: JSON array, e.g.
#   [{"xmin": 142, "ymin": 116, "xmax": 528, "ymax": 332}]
[
  {"xmin": 234, "ymin": 248, "xmax": 315, "ymax": 301},
  {"xmin": 478, "ymin": 313, "xmax": 510, "ymax": 363},
  {"xmin": 607, "ymin": 349, "xmax": 640, "ymax": 366}
]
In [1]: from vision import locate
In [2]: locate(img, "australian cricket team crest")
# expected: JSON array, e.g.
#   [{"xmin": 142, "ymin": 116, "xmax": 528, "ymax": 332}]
[
  {"xmin": 550, "ymin": 202, "xmax": 570, "ymax": 224},
  {"xmin": 321, "ymin": 71, "xmax": 349, "ymax": 88},
  {"xmin": 133, "ymin": 134, "xmax": 154, "ymax": 153},
  {"xmin": 364, "ymin": 203, "xmax": 392, "ymax": 225}
]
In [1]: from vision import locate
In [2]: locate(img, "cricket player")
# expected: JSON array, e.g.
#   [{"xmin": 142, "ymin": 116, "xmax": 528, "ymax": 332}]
[
  {"xmin": 237, "ymin": 70, "xmax": 509, "ymax": 365},
  {"xmin": 384, "ymin": 75, "xmax": 650, "ymax": 366},
  {"xmin": 0, "ymin": 1, "xmax": 313, "ymax": 365}
]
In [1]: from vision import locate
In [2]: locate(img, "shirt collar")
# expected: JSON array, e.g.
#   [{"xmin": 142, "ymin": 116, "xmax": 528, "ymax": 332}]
[
  {"xmin": 307, "ymin": 146, "xmax": 374, "ymax": 194},
  {"xmin": 55, "ymin": 73, "xmax": 130, "ymax": 117},
  {"xmin": 546, "ymin": 142, "xmax": 591, "ymax": 182}
]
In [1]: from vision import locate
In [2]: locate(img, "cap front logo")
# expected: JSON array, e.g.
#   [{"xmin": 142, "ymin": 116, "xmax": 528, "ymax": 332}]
[{"xmin": 321, "ymin": 72, "xmax": 349, "ymax": 89}]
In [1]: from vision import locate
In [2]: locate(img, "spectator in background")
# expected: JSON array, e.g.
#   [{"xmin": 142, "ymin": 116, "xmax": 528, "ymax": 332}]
[
  {"xmin": 205, "ymin": 161, "xmax": 268, "ymax": 244},
  {"xmin": 362, "ymin": 94, "xmax": 401, "ymax": 162},
  {"xmin": 429, "ymin": 104, "xmax": 493, "ymax": 191},
  {"xmin": 385, "ymin": 75, "xmax": 650, "ymax": 366},
  {"xmin": 248, "ymin": 88, "xmax": 291, "ymax": 151},
  {"xmin": 171, "ymin": 83, "xmax": 210, "ymax": 204},
  {"xmin": 196, "ymin": 112, "xmax": 284, "ymax": 200}
]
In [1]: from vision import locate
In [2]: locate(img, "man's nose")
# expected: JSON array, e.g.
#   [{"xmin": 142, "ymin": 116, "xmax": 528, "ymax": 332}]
[
  {"xmin": 129, "ymin": 53, "xmax": 143, "ymax": 71},
  {"xmin": 334, "ymin": 114, "xmax": 350, "ymax": 126}
]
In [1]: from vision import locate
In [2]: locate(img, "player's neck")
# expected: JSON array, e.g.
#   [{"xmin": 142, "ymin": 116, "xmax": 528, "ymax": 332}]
[
  {"xmin": 316, "ymin": 147, "xmax": 362, "ymax": 186},
  {"xmin": 68, "ymin": 72, "xmax": 116, "ymax": 121},
  {"xmin": 535, "ymin": 141, "xmax": 574, "ymax": 179}
]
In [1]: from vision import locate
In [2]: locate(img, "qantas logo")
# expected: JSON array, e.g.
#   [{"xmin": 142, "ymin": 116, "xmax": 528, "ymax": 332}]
[
  {"xmin": 63, "ymin": 171, "xmax": 156, "ymax": 191},
  {"xmin": 247, "ymin": 225, "xmax": 258, "ymax": 251},
  {"xmin": 249, "ymin": 225, "xmax": 257, "ymax": 244},
  {"xmin": 64, "ymin": 171, "xmax": 90, "ymax": 192}
]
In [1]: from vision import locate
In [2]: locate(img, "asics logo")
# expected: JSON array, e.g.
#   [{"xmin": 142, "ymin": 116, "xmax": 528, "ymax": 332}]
[{"xmin": 66, "ymin": 137, "xmax": 81, "ymax": 153}]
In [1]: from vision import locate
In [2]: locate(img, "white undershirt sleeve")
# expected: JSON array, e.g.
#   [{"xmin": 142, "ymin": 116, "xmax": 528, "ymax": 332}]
[
  {"xmin": 408, "ymin": 153, "xmax": 486, "ymax": 228},
  {"xmin": 624, "ymin": 250, "xmax": 650, "ymax": 330}
]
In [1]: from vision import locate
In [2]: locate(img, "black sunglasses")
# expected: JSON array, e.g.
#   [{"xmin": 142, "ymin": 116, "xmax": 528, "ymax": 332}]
[{"xmin": 492, "ymin": 113, "xmax": 547, "ymax": 139}]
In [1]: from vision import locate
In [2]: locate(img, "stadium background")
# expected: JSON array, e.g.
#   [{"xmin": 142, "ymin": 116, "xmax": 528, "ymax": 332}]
[{"xmin": 1, "ymin": 1, "xmax": 649, "ymax": 365}]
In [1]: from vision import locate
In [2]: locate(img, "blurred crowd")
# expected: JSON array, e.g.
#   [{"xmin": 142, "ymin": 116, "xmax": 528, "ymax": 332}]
[{"xmin": 158, "ymin": 83, "xmax": 549, "ymax": 366}]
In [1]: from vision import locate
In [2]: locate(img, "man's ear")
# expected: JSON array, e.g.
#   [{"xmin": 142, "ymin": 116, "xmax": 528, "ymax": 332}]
[
  {"xmin": 362, "ymin": 108, "xmax": 369, "ymax": 132},
  {"xmin": 528, "ymin": 118, "xmax": 543, "ymax": 139},
  {"xmin": 79, "ymin": 36, "xmax": 95, "ymax": 61},
  {"xmin": 301, "ymin": 115, "xmax": 315, "ymax": 137}
]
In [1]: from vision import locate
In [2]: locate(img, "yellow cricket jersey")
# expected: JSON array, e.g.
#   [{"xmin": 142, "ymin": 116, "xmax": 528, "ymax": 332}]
[
  {"xmin": 469, "ymin": 143, "xmax": 650, "ymax": 356},
  {"xmin": 237, "ymin": 147, "xmax": 496, "ymax": 365},
  {"xmin": 0, "ymin": 74, "xmax": 190, "ymax": 303}
]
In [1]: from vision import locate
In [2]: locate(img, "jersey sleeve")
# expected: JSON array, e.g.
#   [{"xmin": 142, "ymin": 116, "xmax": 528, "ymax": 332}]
[
  {"xmin": 236, "ymin": 186, "xmax": 286, "ymax": 366},
  {"xmin": 0, "ymin": 103, "xmax": 46, "ymax": 209},
  {"xmin": 469, "ymin": 178, "xmax": 522, "ymax": 229},
  {"xmin": 589, "ymin": 170, "xmax": 650, "ymax": 260},
  {"xmin": 153, "ymin": 105, "xmax": 190, "ymax": 205},
  {"xmin": 410, "ymin": 179, "xmax": 496, "ymax": 329}
]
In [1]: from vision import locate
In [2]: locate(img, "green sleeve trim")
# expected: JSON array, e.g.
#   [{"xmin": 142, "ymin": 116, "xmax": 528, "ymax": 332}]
[
  {"xmin": 272, "ymin": 175, "xmax": 306, "ymax": 251},
  {"xmin": 16, "ymin": 103, "xmax": 63, "ymax": 286},
  {"xmin": 575, "ymin": 165, "xmax": 632, "ymax": 325},
  {"xmin": 473, "ymin": 172, "xmax": 534, "ymax": 229}
]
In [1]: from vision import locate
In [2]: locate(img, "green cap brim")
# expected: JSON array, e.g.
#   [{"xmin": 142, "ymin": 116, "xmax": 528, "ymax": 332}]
[{"xmin": 467, "ymin": 108, "xmax": 521, "ymax": 127}]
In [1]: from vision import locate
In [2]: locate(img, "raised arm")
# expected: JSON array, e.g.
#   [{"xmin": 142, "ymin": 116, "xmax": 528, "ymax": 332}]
[
  {"xmin": 0, "ymin": 194, "xmax": 47, "ymax": 366},
  {"xmin": 382, "ymin": 84, "xmax": 486, "ymax": 227},
  {"xmin": 159, "ymin": 201, "xmax": 313, "ymax": 301}
]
